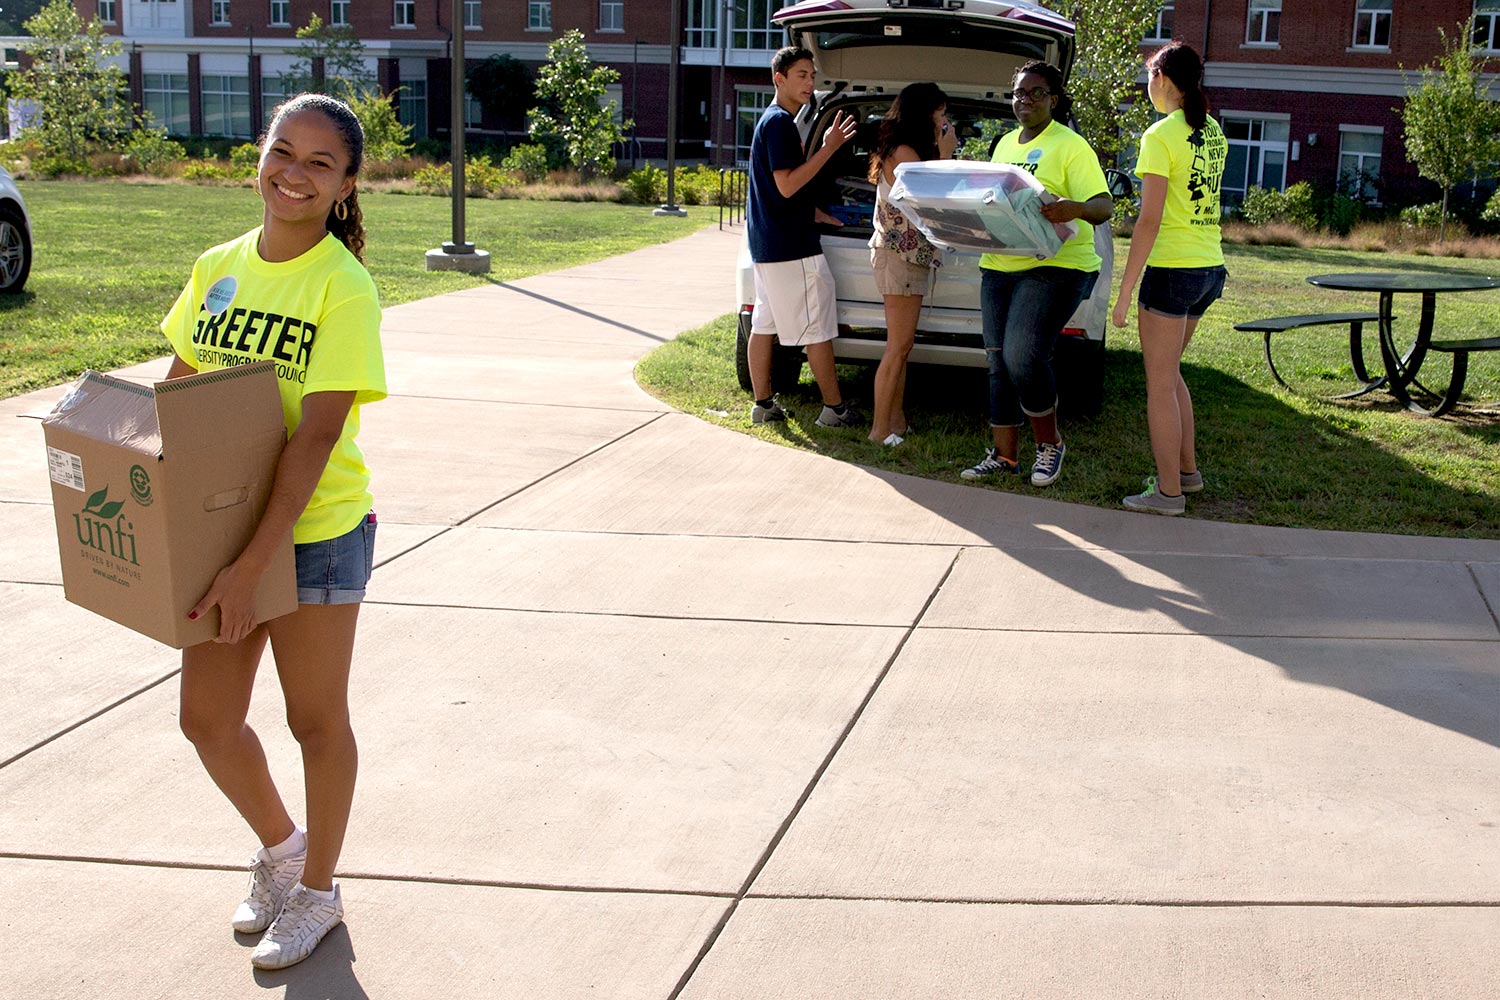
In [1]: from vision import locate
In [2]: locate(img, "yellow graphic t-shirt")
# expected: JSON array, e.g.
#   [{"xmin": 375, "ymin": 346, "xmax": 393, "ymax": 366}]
[
  {"xmin": 980, "ymin": 119, "xmax": 1108, "ymax": 274},
  {"xmin": 1136, "ymin": 110, "xmax": 1227, "ymax": 268},
  {"xmin": 162, "ymin": 229, "xmax": 387, "ymax": 544}
]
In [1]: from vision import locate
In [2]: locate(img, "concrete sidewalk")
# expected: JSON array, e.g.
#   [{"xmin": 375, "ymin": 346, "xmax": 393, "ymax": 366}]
[{"xmin": 3, "ymin": 225, "xmax": 1498, "ymax": 999}]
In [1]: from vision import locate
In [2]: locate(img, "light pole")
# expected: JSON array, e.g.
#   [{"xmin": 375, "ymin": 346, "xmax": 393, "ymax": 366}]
[
  {"xmin": 426, "ymin": 0, "xmax": 491, "ymax": 272},
  {"xmin": 654, "ymin": 0, "xmax": 687, "ymax": 217}
]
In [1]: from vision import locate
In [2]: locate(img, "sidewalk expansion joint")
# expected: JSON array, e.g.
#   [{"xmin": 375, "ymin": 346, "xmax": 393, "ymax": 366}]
[
  {"xmin": 0, "ymin": 667, "xmax": 181, "ymax": 771},
  {"xmin": 741, "ymin": 892, "xmax": 1500, "ymax": 908},
  {"xmin": 917, "ymin": 624, "xmax": 1500, "ymax": 642},
  {"xmin": 1467, "ymin": 562, "xmax": 1500, "ymax": 635},
  {"xmin": 364, "ymin": 599, "xmax": 915, "ymax": 630},
  {"xmin": 664, "ymin": 549, "xmax": 966, "ymax": 1000},
  {"xmin": 384, "ymin": 390, "xmax": 672, "ymax": 415}
]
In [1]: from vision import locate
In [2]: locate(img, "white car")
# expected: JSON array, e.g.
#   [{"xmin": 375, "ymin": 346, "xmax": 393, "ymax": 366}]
[
  {"xmin": 0, "ymin": 162, "xmax": 33, "ymax": 294},
  {"xmin": 734, "ymin": 0, "xmax": 1124, "ymax": 415}
]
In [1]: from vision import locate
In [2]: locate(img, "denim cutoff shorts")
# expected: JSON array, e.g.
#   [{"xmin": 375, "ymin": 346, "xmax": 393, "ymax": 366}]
[
  {"xmin": 1138, "ymin": 264, "xmax": 1228, "ymax": 319},
  {"xmin": 295, "ymin": 511, "xmax": 377, "ymax": 605}
]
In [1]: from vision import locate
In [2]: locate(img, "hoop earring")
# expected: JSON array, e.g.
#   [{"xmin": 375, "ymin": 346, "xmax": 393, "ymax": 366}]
[{"xmin": 334, "ymin": 199, "xmax": 349, "ymax": 222}]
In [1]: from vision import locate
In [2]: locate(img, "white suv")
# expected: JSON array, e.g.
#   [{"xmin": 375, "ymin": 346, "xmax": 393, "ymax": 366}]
[
  {"xmin": 734, "ymin": 0, "xmax": 1118, "ymax": 415},
  {"xmin": 0, "ymin": 162, "xmax": 33, "ymax": 294}
]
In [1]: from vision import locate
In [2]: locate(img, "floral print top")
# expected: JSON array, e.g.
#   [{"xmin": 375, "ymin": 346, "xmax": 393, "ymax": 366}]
[{"xmin": 870, "ymin": 175, "xmax": 941, "ymax": 268}]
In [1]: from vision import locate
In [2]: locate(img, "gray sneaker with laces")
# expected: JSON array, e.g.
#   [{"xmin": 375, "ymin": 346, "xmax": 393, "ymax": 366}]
[
  {"xmin": 1123, "ymin": 477, "xmax": 1186, "ymax": 516},
  {"xmin": 250, "ymin": 883, "xmax": 344, "ymax": 970},
  {"xmin": 960, "ymin": 448, "xmax": 1023, "ymax": 481},
  {"xmin": 750, "ymin": 398, "xmax": 787, "ymax": 423},
  {"xmin": 1179, "ymin": 470, "xmax": 1204, "ymax": 493},
  {"xmin": 232, "ymin": 846, "xmax": 306, "ymax": 934},
  {"xmin": 816, "ymin": 403, "xmax": 858, "ymax": 428},
  {"xmin": 1030, "ymin": 440, "xmax": 1066, "ymax": 487}
]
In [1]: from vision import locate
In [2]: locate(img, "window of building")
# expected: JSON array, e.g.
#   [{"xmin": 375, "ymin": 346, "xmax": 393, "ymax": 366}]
[
  {"xmin": 394, "ymin": 1, "xmax": 415, "ymax": 28},
  {"xmin": 528, "ymin": 1, "xmax": 551, "ymax": 30},
  {"xmin": 210, "ymin": 1, "xmax": 229, "ymax": 25},
  {"xmin": 331, "ymin": 0, "xmax": 350, "ymax": 27},
  {"xmin": 686, "ymin": 0, "xmax": 718, "ymax": 48},
  {"xmin": 262, "ymin": 74, "xmax": 289, "ymax": 129},
  {"xmin": 464, "ymin": 0, "xmax": 481, "ymax": 29},
  {"xmin": 734, "ymin": 1, "xmax": 787, "ymax": 51},
  {"xmin": 1476, "ymin": 0, "xmax": 1500, "ymax": 51},
  {"xmin": 600, "ymin": 0, "xmax": 623, "ymax": 32},
  {"xmin": 1146, "ymin": 3, "xmax": 1174, "ymax": 42},
  {"xmin": 602, "ymin": 83, "xmax": 624, "ymax": 125},
  {"xmin": 735, "ymin": 87, "xmax": 775, "ymax": 165},
  {"xmin": 1246, "ymin": 0, "xmax": 1280, "ymax": 44},
  {"xmin": 398, "ymin": 80, "xmax": 428, "ymax": 138},
  {"xmin": 1352, "ymin": 0, "xmax": 1392, "ymax": 47},
  {"xmin": 142, "ymin": 72, "xmax": 190, "ymax": 135},
  {"xmin": 98, "ymin": 0, "xmax": 117, "ymax": 23},
  {"xmin": 1339, "ymin": 128, "xmax": 1383, "ymax": 200},
  {"xmin": 1221, "ymin": 117, "xmax": 1289, "ymax": 203},
  {"xmin": 270, "ymin": 0, "xmax": 289, "ymax": 27},
  {"xmin": 201, "ymin": 74, "xmax": 252, "ymax": 138}
]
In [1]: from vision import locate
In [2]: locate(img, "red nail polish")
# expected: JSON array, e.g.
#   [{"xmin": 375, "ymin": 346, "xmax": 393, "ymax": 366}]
[{"xmin": 188, "ymin": 611, "xmax": 198, "ymax": 620}]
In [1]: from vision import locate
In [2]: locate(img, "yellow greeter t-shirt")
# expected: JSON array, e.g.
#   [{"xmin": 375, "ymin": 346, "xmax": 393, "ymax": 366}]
[
  {"xmin": 162, "ymin": 228, "xmax": 387, "ymax": 544},
  {"xmin": 980, "ymin": 119, "xmax": 1108, "ymax": 274},
  {"xmin": 1136, "ymin": 110, "xmax": 1228, "ymax": 268}
]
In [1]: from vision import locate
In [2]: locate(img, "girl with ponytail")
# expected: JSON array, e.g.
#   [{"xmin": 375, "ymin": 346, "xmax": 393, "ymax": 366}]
[
  {"xmin": 159, "ymin": 92, "xmax": 386, "ymax": 971},
  {"xmin": 1112, "ymin": 42, "xmax": 1228, "ymax": 516}
]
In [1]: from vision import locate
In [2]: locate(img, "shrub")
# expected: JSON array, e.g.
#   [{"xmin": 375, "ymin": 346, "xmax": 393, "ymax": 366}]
[
  {"xmin": 228, "ymin": 142, "xmax": 261, "ymax": 178},
  {"xmin": 121, "ymin": 127, "xmax": 186, "ymax": 177},
  {"xmin": 182, "ymin": 157, "xmax": 231, "ymax": 181},
  {"xmin": 362, "ymin": 155, "xmax": 433, "ymax": 182},
  {"xmin": 1480, "ymin": 188, "xmax": 1500, "ymax": 225},
  {"xmin": 622, "ymin": 164, "xmax": 665, "ymax": 204},
  {"xmin": 501, "ymin": 143, "xmax": 550, "ymax": 184},
  {"xmin": 348, "ymin": 89, "xmax": 413, "ymax": 162},
  {"xmin": 1399, "ymin": 201, "xmax": 1444, "ymax": 228},
  {"xmin": 1319, "ymin": 192, "xmax": 1362, "ymax": 235},
  {"xmin": 1240, "ymin": 181, "xmax": 1317, "ymax": 229},
  {"xmin": 465, "ymin": 154, "xmax": 520, "ymax": 196},
  {"xmin": 412, "ymin": 161, "xmax": 450, "ymax": 195}
]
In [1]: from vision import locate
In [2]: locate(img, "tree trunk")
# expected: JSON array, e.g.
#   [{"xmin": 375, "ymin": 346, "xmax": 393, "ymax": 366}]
[{"xmin": 1440, "ymin": 187, "xmax": 1450, "ymax": 243}]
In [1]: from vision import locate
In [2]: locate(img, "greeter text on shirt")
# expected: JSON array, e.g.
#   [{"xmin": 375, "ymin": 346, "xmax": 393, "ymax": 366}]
[{"xmin": 191, "ymin": 304, "xmax": 316, "ymax": 383}]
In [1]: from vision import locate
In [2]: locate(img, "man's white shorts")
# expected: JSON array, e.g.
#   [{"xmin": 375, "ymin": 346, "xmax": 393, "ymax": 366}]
[{"xmin": 750, "ymin": 254, "xmax": 838, "ymax": 347}]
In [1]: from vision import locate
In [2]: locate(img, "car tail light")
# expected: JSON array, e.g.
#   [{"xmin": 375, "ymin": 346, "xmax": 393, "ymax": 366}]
[
  {"xmin": 1060, "ymin": 327, "xmax": 1085, "ymax": 337},
  {"xmin": 741, "ymin": 304, "xmax": 754, "ymax": 314}
]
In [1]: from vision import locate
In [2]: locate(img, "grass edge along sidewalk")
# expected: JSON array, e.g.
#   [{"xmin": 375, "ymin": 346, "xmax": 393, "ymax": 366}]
[
  {"xmin": 636, "ymin": 243, "xmax": 1500, "ymax": 540},
  {"xmin": 0, "ymin": 180, "xmax": 717, "ymax": 399}
]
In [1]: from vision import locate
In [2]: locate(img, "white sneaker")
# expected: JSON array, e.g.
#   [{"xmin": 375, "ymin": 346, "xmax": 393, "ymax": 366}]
[
  {"xmin": 232, "ymin": 846, "xmax": 305, "ymax": 934},
  {"xmin": 250, "ymin": 883, "xmax": 343, "ymax": 970}
]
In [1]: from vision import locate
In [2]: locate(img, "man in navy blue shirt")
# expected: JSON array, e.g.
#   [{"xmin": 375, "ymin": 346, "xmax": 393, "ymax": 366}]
[{"xmin": 745, "ymin": 46, "xmax": 858, "ymax": 426}]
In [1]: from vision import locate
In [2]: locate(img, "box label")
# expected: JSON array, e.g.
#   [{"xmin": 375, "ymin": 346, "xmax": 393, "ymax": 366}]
[{"xmin": 47, "ymin": 446, "xmax": 86, "ymax": 491}]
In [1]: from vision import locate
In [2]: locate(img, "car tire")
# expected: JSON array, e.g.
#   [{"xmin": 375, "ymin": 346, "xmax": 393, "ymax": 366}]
[
  {"xmin": 0, "ymin": 205, "xmax": 31, "ymax": 295},
  {"xmin": 1056, "ymin": 333, "xmax": 1105, "ymax": 418},
  {"xmin": 736, "ymin": 309, "xmax": 806, "ymax": 394}
]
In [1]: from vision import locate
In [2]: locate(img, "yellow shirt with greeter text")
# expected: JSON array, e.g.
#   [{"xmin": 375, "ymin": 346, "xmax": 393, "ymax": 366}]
[
  {"xmin": 979, "ymin": 119, "xmax": 1108, "ymax": 274},
  {"xmin": 1136, "ymin": 110, "xmax": 1227, "ymax": 268},
  {"xmin": 162, "ymin": 228, "xmax": 386, "ymax": 544}
]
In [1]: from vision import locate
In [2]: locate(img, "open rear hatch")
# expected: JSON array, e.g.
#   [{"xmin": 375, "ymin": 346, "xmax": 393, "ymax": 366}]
[{"xmin": 773, "ymin": 0, "xmax": 1076, "ymax": 102}]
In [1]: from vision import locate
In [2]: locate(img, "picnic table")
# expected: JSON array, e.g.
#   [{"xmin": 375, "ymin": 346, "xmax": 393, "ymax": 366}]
[{"xmin": 1307, "ymin": 271, "xmax": 1500, "ymax": 416}]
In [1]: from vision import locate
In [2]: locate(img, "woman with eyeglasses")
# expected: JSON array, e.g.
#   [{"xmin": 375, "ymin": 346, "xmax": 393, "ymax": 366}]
[
  {"xmin": 961, "ymin": 61, "xmax": 1112, "ymax": 488},
  {"xmin": 1111, "ymin": 42, "xmax": 1228, "ymax": 516}
]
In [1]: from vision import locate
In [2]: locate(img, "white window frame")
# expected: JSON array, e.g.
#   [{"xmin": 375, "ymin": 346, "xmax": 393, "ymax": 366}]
[
  {"xmin": 686, "ymin": 0, "xmax": 718, "ymax": 48},
  {"xmin": 1146, "ymin": 3, "xmax": 1174, "ymax": 42},
  {"xmin": 210, "ymin": 1, "xmax": 230, "ymax": 26},
  {"xmin": 398, "ymin": 79, "xmax": 428, "ymax": 138},
  {"xmin": 1338, "ymin": 126, "xmax": 1383, "ymax": 202},
  {"xmin": 1246, "ymin": 0, "xmax": 1281, "ymax": 45},
  {"xmin": 142, "ymin": 72, "xmax": 190, "ymax": 135},
  {"xmin": 735, "ymin": 86, "xmax": 775, "ymax": 166},
  {"xmin": 331, "ymin": 0, "xmax": 351, "ymax": 27},
  {"xmin": 528, "ymin": 1, "xmax": 551, "ymax": 31},
  {"xmin": 1352, "ymin": 0, "xmax": 1392, "ymax": 49},
  {"xmin": 270, "ymin": 0, "xmax": 289, "ymax": 28},
  {"xmin": 394, "ymin": 1, "xmax": 416, "ymax": 28},
  {"xmin": 201, "ymin": 73, "xmax": 252, "ymax": 139},
  {"xmin": 1477, "ymin": 0, "xmax": 1500, "ymax": 52},
  {"xmin": 98, "ymin": 0, "xmax": 118, "ymax": 24},
  {"xmin": 600, "ymin": 0, "xmax": 624, "ymax": 33},
  {"xmin": 261, "ymin": 74, "xmax": 289, "ymax": 129},
  {"xmin": 1221, "ymin": 114, "xmax": 1290, "ymax": 203},
  {"xmin": 732, "ymin": 0, "xmax": 786, "ymax": 52},
  {"xmin": 464, "ymin": 0, "xmax": 481, "ymax": 30}
]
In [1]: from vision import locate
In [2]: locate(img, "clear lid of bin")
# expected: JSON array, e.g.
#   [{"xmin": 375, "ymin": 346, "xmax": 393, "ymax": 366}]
[{"xmin": 888, "ymin": 159, "xmax": 1076, "ymax": 259}]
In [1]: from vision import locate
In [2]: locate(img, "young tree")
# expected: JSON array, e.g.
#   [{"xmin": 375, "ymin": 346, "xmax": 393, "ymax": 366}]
[
  {"xmin": 6, "ymin": 0, "xmax": 133, "ymax": 163},
  {"xmin": 1399, "ymin": 22, "xmax": 1500, "ymax": 241},
  {"xmin": 1065, "ymin": 0, "xmax": 1166, "ymax": 168},
  {"xmin": 281, "ymin": 14, "xmax": 374, "ymax": 101},
  {"xmin": 526, "ymin": 30, "xmax": 631, "ymax": 180},
  {"xmin": 347, "ymin": 89, "xmax": 412, "ymax": 162}
]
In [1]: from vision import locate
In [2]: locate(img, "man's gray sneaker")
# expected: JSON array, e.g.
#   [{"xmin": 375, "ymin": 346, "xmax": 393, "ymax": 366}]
[
  {"xmin": 1030, "ymin": 440, "xmax": 1066, "ymax": 487},
  {"xmin": 816, "ymin": 403, "xmax": 857, "ymax": 428},
  {"xmin": 232, "ymin": 846, "xmax": 305, "ymax": 934},
  {"xmin": 960, "ymin": 448, "xmax": 1023, "ymax": 481},
  {"xmin": 751, "ymin": 399, "xmax": 787, "ymax": 424},
  {"xmin": 1180, "ymin": 470, "xmax": 1204, "ymax": 493},
  {"xmin": 1123, "ymin": 477, "xmax": 1186, "ymax": 516}
]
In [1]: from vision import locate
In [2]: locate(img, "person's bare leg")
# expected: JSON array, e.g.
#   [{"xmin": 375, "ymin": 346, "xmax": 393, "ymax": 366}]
[
  {"xmin": 870, "ymin": 294, "xmax": 920, "ymax": 441},
  {"xmin": 1138, "ymin": 309, "xmax": 1192, "ymax": 495},
  {"xmin": 804, "ymin": 341, "xmax": 843, "ymax": 407},
  {"xmin": 1177, "ymin": 317, "xmax": 1201, "ymax": 475},
  {"xmin": 179, "ymin": 627, "xmax": 296, "ymax": 848},
  {"xmin": 268, "ymin": 604, "xmax": 360, "ymax": 892},
  {"xmin": 1029, "ymin": 410, "xmax": 1061, "ymax": 448},
  {"xmin": 988, "ymin": 424, "xmax": 1020, "ymax": 464},
  {"xmin": 749, "ymin": 332, "xmax": 776, "ymax": 402}
]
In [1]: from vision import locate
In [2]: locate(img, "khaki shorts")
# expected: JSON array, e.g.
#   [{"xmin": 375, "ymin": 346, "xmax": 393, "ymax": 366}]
[
  {"xmin": 871, "ymin": 248, "xmax": 935, "ymax": 297},
  {"xmin": 750, "ymin": 255, "xmax": 839, "ymax": 347}
]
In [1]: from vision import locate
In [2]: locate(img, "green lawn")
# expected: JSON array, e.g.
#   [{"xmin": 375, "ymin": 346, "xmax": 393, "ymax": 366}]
[
  {"xmin": 0, "ymin": 180, "xmax": 714, "ymax": 397},
  {"xmin": 636, "ymin": 242, "xmax": 1500, "ymax": 539}
]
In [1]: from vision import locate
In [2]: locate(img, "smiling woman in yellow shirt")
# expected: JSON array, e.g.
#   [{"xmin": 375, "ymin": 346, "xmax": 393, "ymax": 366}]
[{"xmin": 1111, "ymin": 42, "xmax": 1228, "ymax": 516}]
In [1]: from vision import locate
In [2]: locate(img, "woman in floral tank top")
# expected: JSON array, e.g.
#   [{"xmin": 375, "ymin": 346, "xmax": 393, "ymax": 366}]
[{"xmin": 867, "ymin": 82, "xmax": 957, "ymax": 445}]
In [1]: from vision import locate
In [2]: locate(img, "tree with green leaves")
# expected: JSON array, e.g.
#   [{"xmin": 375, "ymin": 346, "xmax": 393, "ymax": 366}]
[
  {"xmin": 347, "ymin": 88, "xmax": 412, "ymax": 161},
  {"xmin": 527, "ymin": 30, "xmax": 631, "ymax": 180},
  {"xmin": 280, "ymin": 13, "xmax": 374, "ymax": 101},
  {"xmin": 1399, "ymin": 22, "xmax": 1500, "ymax": 241},
  {"xmin": 1065, "ymin": 0, "xmax": 1166, "ymax": 168},
  {"xmin": 0, "ymin": 0, "xmax": 48, "ymax": 35},
  {"xmin": 6, "ymin": 0, "xmax": 133, "ymax": 164}
]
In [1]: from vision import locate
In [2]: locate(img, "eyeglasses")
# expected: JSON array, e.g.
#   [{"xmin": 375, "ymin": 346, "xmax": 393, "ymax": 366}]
[{"xmin": 1009, "ymin": 87, "xmax": 1053, "ymax": 103}]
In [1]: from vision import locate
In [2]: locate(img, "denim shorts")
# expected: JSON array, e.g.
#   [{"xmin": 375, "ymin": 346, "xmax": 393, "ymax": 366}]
[
  {"xmin": 294, "ymin": 511, "xmax": 377, "ymax": 605},
  {"xmin": 1138, "ymin": 264, "xmax": 1228, "ymax": 319}
]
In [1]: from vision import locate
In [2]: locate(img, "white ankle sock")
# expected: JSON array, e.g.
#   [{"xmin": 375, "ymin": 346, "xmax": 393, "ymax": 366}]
[
  {"xmin": 266, "ymin": 826, "xmax": 306, "ymax": 861},
  {"xmin": 299, "ymin": 883, "xmax": 336, "ymax": 901}
]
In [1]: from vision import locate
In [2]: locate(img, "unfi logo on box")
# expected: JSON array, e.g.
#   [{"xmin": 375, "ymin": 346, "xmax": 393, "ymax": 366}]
[{"xmin": 72, "ymin": 485, "xmax": 143, "ymax": 583}]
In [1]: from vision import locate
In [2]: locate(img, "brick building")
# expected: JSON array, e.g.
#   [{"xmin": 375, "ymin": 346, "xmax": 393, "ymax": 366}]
[{"xmin": 69, "ymin": 1, "xmax": 1500, "ymax": 206}]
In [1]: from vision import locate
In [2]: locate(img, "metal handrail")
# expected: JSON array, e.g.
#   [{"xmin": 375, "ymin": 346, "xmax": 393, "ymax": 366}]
[{"xmin": 719, "ymin": 167, "xmax": 748, "ymax": 230}]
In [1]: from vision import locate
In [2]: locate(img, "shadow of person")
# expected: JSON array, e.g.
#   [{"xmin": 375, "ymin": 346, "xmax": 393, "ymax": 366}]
[{"xmin": 252, "ymin": 924, "xmax": 370, "ymax": 1000}]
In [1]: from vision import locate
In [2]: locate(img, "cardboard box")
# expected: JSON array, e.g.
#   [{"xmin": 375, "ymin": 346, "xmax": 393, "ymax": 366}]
[{"xmin": 42, "ymin": 361, "xmax": 296, "ymax": 648}]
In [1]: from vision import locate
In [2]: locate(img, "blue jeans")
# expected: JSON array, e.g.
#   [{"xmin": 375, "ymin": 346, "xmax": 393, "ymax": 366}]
[
  {"xmin": 295, "ymin": 511, "xmax": 377, "ymax": 605},
  {"xmin": 980, "ymin": 266, "xmax": 1096, "ymax": 426}
]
